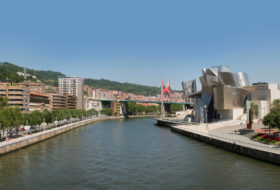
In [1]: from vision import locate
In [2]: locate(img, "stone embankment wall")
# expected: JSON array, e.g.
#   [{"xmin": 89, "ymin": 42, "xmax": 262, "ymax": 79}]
[
  {"xmin": 171, "ymin": 127, "xmax": 280, "ymax": 165},
  {"xmin": 0, "ymin": 115, "xmax": 157, "ymax": 156}
]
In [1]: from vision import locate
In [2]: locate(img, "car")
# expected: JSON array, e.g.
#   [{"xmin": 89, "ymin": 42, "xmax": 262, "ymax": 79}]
[
  {"xmin": 8, "ymin": 129, "xmax": 18, "ymax": 137},
  {"xmin": 24, "ymin": 126, "xmax": 31, "ymax": 130}
]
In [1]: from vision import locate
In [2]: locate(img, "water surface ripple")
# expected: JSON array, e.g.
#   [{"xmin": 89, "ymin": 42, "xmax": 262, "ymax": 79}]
[{"xmin": 0, "ymin": 119, "xmax": 280, "ymax": 190}]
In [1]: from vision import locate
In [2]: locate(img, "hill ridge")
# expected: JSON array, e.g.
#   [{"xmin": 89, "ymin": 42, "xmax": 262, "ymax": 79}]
[{"xmin": 0, "ymin": 62, "xmax": 165, "ymax": 96}]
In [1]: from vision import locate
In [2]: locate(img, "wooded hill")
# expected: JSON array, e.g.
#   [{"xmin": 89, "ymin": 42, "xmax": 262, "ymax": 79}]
[{"xmin": 0, "ymin": 62, "xmax": 171, "ymax": 96}]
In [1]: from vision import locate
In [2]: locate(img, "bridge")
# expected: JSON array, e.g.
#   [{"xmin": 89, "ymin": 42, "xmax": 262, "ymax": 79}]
[
  {"xmin": 84, "ymin": 97, "xmax": 192, "ymax": 105},
  {"xmin": 84, "ymin": 97, "xmax": 193, "ymax": 116}
]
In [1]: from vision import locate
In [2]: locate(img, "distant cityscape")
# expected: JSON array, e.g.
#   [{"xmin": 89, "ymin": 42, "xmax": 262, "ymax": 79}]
[{"xmin": 0, "ymin": 70, "xmax": 185, "ymax": 114}]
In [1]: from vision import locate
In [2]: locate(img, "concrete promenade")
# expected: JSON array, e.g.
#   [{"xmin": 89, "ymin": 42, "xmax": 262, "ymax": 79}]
[
  {"xmin": 171, "ymin": 121, "xmax": 280, "ymax": 165},
  {"xmin": 0, "ymin": 115, "xmax": 157, "ymax": 156}
]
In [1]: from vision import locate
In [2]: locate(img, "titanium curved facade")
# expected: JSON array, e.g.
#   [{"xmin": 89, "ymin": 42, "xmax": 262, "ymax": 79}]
[{"xmin": 191, "ymin": 65, "xmax": 249, "ymax": 123}]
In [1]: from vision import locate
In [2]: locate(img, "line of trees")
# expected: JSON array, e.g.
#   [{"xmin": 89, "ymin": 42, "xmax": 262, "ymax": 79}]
[
  {"xmin": 0, "ymin": 97, "xmax": 98, "ymax": 138},
  {"xmin": 170, "ymin": 104, "xmax": 184, "ymax": 113},
  {"xmin": 101, "ymin": 108, "xmax": 113, "ymax": 116},
  {"xmin": 127, "ymin": 102, "xmax": 160, "ymax": 115}
]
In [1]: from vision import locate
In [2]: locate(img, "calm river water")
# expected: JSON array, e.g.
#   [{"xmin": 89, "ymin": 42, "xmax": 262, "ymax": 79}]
[{"xmin": 0, "ymin": 118, "xmax": 280, "ymax": 190}]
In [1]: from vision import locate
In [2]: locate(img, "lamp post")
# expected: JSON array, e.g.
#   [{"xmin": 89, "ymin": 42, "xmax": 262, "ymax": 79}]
[
  {"xmin": 204, "ymin": 105, "xmax": 209, "ymax": 131},
  {"xmin": 204, "ymin": 105, "xmax": 208, "ymax": 123},
  {"xmin": 43, "ymin": 119, "xmax": 46, "ymax": 132}
]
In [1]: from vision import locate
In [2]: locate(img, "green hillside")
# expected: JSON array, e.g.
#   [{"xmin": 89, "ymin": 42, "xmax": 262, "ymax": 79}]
[
  {"xmin": 84, "ymin": 78, "xmax": 161, "ymax": 96},
  {"xmin": 0, "ymin": 62, "xmax": 166, "ymax": 96},
  {"xmin": 0, "ymin": 62, "xmax": 65, "ymax": 86}
]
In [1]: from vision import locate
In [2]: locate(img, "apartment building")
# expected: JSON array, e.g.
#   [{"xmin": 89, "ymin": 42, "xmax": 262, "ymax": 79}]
[
  {"xmin": 48, "ymin": 93, "xmax": 67, "ymax": 110},
  {"xmin": 25, "ymin": 82, "xmax": 46, "ymax": 94},
  {"xmin": 0, "ymin": 82, "xmax": 29, "ymax": 112},
  {"xmin": 58, "ymin": 77, "xmax": 84, "ymax": 109},
  {"xmin": 29, "ymin": 92, "xmax": 50, "ymax": 111},
  {"xmin": 84, "ymin": 85, "xmax": 93, "ymax": 97},
  {"xmin": 65, "ymin": 94, "xmax": 77, "ymax": 109}
]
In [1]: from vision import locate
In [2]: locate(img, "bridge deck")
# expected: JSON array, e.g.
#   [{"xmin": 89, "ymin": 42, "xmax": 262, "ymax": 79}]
[{"xmin": 84, "ymin": 97, "xmax": 192, "ymax": 105}]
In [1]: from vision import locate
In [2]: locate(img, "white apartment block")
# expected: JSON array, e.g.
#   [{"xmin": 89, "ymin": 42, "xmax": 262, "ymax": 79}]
[{"xmin": 58, "ymin": 77, "xmax": 84, "ymax": 109}]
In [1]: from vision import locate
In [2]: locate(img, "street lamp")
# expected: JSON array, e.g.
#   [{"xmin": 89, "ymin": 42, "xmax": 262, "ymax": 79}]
[
  {"xmin": 204, "ymin": 105, "xmax": 209, "ymax": 131},
  {"xmin": 43, "ymin": 119, "xmax": 46, "ymax": 132}
]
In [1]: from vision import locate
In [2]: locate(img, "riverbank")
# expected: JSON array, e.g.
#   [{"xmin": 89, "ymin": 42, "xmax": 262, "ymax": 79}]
[
  {"xmin": 170, "ymin": 121, "xmax": 280, "ymax": 165},
  {"xmin": 0, "ymin": 115, "xmax": 157, "ymax": 156}
]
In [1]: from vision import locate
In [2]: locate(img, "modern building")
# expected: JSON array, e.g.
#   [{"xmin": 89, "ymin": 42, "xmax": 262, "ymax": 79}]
[
  {"xmin": 58, "ymin": 77, "xmax": 84, "ymax": 109},
  {"xmin": 29, "ymin": 92, "xmax": 50, "ymax": 111},
  {"xmin": 186, "ymin": 66, "xmax": 250, "ymax": 122},
  {"xmin": 0, "ymin": 82, "xmax": 29, "ymax": 112},
  {"xmin": 245, "ymin": 83, "xmax": 280, "ymax": 119}
]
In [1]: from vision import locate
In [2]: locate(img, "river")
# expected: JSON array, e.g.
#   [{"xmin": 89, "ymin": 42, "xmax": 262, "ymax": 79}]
[{"xmin": 0, "ymin": 118, "xmax": 280, "ymax": 190}]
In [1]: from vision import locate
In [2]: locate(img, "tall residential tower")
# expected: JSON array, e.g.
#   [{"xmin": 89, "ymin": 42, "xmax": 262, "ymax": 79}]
[{"xmin": 58, "ymin": 77, "xmax": 84, "ymax": 109}]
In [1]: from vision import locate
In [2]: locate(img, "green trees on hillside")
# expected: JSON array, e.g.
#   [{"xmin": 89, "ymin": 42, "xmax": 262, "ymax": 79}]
[
  {"xmin": 84, "ymin": 78, "xmax": 161, "ymax": 96},
  {"xmin": 0, "ymin": 62, "xmax": 65, "ymax": 86},
  {"xmin": 0, "ymin": 62, "xmax": 183, "ymax": 96}
]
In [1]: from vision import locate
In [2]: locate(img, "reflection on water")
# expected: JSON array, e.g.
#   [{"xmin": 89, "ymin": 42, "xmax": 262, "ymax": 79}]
[{"xmin": 0, "ymin": 119, "xmax": 280, "ymax": 190}]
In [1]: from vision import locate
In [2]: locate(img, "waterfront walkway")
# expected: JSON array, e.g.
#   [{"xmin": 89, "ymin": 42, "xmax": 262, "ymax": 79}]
[{"xmin": 173, "ymin": 121, "xmax": 280, "ymax": 155}]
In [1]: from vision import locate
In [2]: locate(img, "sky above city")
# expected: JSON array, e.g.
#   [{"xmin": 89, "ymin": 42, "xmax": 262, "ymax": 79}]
[{"xmin": 0, "ymin": 0, "xmax": 280, "ymax": 90}]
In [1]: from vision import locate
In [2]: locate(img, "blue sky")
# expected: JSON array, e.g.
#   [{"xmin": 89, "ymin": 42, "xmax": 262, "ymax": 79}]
[{"xmin": 0, "ymin": 0, "xmax": 280, "ymax": 90}]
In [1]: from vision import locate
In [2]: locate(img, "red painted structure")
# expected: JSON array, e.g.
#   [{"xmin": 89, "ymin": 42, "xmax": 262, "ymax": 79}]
[
  {"xmin": 162, "ymin": 80, "xmax": 171, "ymax": 98},
  {"xmin": 161, "ymin": 80, "xmax": 171, "ymax": 118}
]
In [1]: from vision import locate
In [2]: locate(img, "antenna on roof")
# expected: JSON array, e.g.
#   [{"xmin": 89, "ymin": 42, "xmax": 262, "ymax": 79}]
[{"xmin": 24, "ymin": 67, "xmax": 27, "ymax": 81}]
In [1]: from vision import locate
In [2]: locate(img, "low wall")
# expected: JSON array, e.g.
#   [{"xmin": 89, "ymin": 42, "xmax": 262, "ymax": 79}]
[
  {"xmin": 128, "ymin": 115, "xmax": 158, "ymax": 119},
  {"xmin": 171, "ymin": 127, "xmax": 280, "ymax": 165},
  {"xmin": 0, "ymin": 117, "xmax": 112, "ymax": 155}
]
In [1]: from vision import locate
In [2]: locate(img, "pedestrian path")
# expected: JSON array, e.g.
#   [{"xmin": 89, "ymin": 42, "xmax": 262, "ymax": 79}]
[{"xmin": 173, "ymin": 121, "xmax": 280, "ymax": 155}]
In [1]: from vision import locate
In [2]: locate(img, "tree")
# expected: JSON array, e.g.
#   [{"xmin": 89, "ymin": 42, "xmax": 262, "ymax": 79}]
[
  {"xmin": 262, "ymin": 99, "xmax": 280, "ymax": 130},
  {"xmin": 11, "ymin": 107, "xmax": 23, "ymax": 131},
  {"xmin": 71, "ymin": 109, "xmax": 79, "ymax": 118},
  {"xmin": 250, "ymin": 103, "xmax": 258, "ymax": 119},
  {"xmin": 127, "ymin": 102, "xmax": 136, "ymax": 115},
  {"xmin": 127, "ymin": 102, "xmax": 160, "ymax": 115},
  {"xmin": 0, "ymin": 107, "xmax": 22, "ymax": 137},
  {"xmin": 43, "ymin": 109, "xmax": 54, "ymax": 124},
  {"xmin": 271, "ymin": 99, "xmax": 280, "ymax": 111},
  {"xmin": 87, "ymin": 109, "xmax": 98, "ymax": 116},
  {"xmin": 52, "ymin": 109, "xmax": 64, "ymax": 121},
  {"xmin": 101, "ymin": 108, "xmax": 112, "ymax": 116},
  {"xmin": 0, "ymin": 96, "xmax": 8, "ymax": 109},
  {"xmin": 62, "ymin": 109, "xmax": 72, "ymax": 120},
  {"xmin": 29, "ymin": 110, "xmax": 44, "ymax": 131},
  {"xmin": 170, "ymin": 104, "xmax": 183, "ymax": 113}
]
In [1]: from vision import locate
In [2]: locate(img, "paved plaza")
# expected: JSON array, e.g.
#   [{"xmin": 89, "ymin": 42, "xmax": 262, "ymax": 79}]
[{"xmin": 173, "ymin": 121, "xmax": 280, "ymax": 155}]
